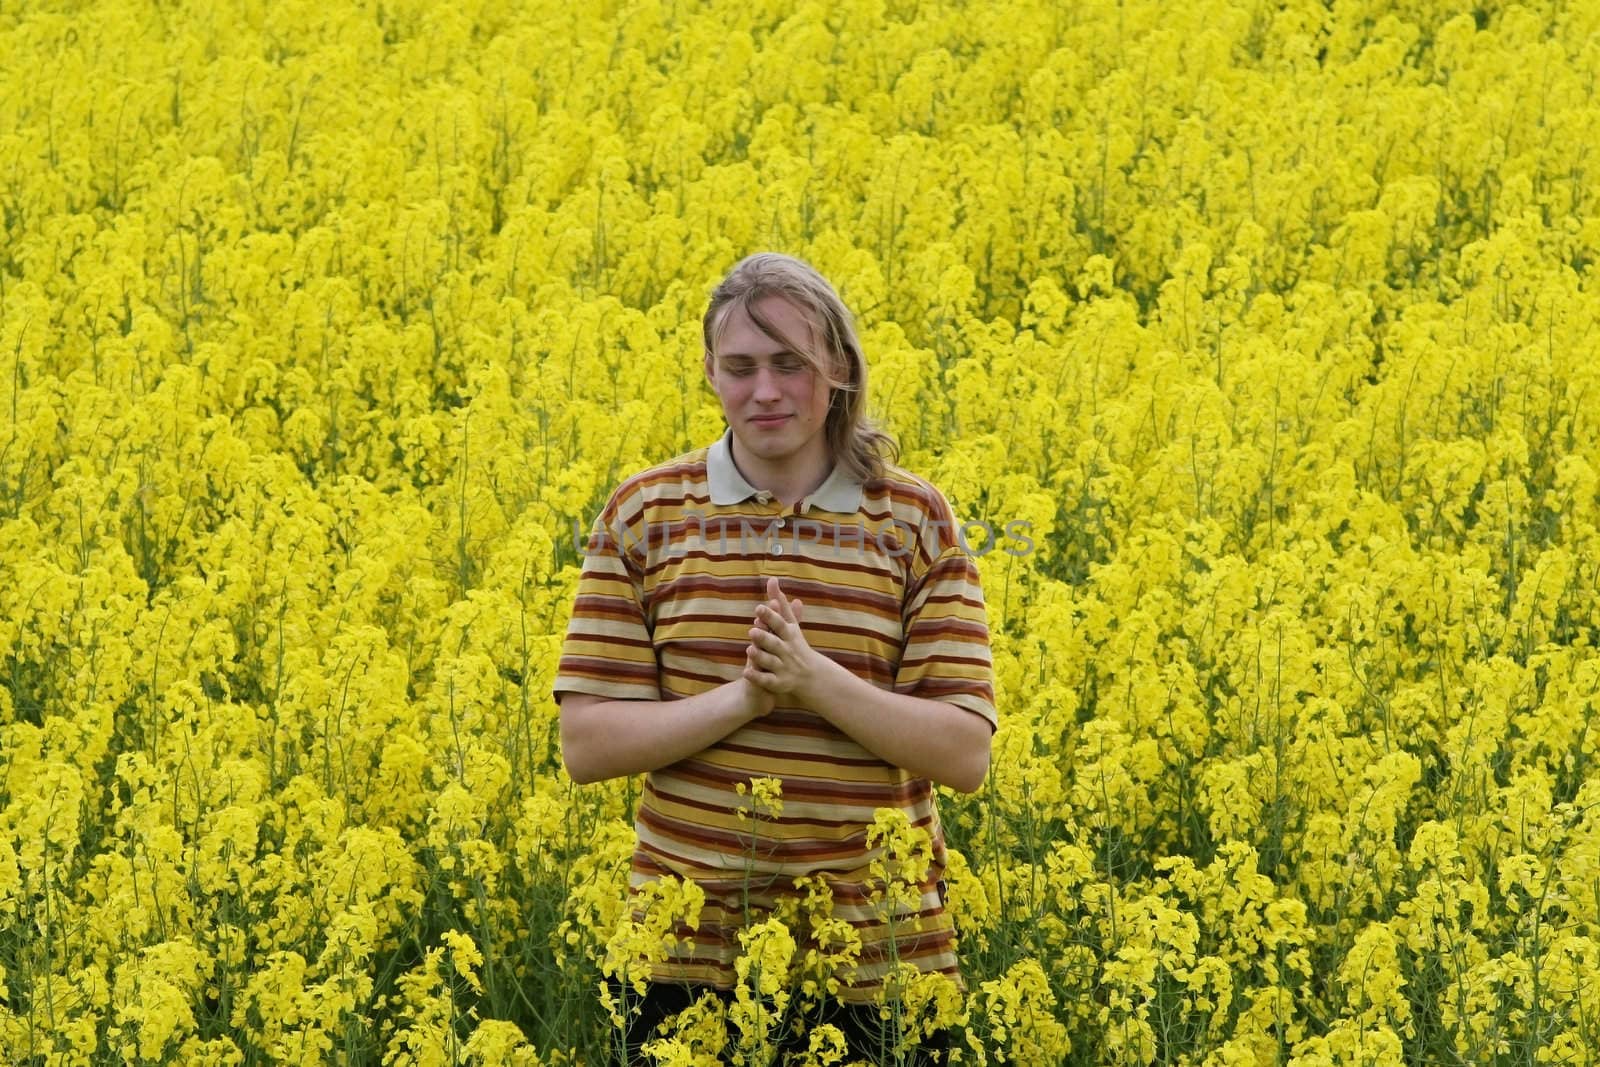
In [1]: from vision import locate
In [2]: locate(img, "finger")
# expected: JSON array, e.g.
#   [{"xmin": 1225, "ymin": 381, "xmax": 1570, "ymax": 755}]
[
  {"xmin": 756, "ymin": 603, "xmax": 790, "ymax": 635},
  {"xmin": 790, "ymin": 597, "xmax": 803, "ymax": 621},
  {"xmin": 761, "ymin": 597, "xmax": 795, "ymax": 631},
  {"xmin": 767, "ymin": 577, "xmax": 800, "ymax": 625},
  {"xmin": 749, "ymin": 627, "xmax": 781, "ymax": 650},
  {"xmin": 775, "ymin": 587, "xmax": 798, "ymax": 625}
]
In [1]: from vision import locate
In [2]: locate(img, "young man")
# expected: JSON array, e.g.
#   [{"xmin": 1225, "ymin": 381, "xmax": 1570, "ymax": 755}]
[{"xmin": 555, "ymin": 253, "xmax": 996, "ymax": 1064}]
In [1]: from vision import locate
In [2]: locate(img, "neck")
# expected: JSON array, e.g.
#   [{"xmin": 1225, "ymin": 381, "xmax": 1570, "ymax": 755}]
[{"xmin": 730, "ymin": 438, "xmax": 832, "ymax": 508}]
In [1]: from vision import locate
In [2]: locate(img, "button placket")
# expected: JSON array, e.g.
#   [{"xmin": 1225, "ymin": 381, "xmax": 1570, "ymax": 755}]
[{"xmin": 770, "ymin": 511, "xmax": 793, "ymax": 556}]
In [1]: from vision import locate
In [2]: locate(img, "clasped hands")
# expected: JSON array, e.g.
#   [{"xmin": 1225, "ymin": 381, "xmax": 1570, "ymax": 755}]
[{"xmin": 741, "ymin": 576, "xmax": 835, "ymax": 715}]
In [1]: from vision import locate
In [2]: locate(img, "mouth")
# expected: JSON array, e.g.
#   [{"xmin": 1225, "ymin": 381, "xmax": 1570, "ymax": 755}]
[{"xmin": 748, "ymin": 414, "xmax": 791, "ymax": 427}]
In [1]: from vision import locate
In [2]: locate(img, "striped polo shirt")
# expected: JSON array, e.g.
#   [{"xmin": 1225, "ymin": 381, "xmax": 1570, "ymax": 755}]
[{"xmin": 554, "ymin": 431, "xmax": 996, "ymax": 1000}]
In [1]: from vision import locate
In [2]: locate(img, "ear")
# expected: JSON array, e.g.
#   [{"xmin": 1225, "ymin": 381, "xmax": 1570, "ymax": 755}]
[{"xmin": 703, "ymin": 350, "xmax": 716, "ymax": 389}]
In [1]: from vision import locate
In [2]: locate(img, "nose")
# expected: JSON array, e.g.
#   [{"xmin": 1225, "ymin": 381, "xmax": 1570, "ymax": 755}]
[{"xmin": 752, "ymin": 366, "xmax": 782, "ymax": 402}]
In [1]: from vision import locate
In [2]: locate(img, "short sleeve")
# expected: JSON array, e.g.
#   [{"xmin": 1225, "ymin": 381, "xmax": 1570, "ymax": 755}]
[
  {"xmin": 552, "ymin": 485, "xmax": 662, "ymax": 703},
  {"xmin": 892, "ymin": 491, "xmax": 997, "ymax": 730}
]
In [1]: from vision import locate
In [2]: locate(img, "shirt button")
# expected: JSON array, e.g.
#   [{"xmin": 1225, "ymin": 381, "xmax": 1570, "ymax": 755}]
[
  {"xmin": 772, "ymin": 543, "xmax": 784, "ymax": 555},
  {"xmin": 775, "ymin": 518, "xmax": 786, "ymax": 528}
]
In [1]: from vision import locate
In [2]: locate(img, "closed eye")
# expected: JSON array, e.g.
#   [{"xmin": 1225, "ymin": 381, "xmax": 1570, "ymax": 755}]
[{"xmin": 718, "ymin": 354, "xmax": 809, "ymax": 376}]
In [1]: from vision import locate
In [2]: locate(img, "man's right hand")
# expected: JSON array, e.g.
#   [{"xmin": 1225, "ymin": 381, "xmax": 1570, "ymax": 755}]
[{"xmin": 741, "ymin": 593, "xmax": 804, "ymax": 719}]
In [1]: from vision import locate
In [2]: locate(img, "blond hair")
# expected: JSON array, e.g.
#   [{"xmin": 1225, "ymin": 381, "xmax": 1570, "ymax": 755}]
[{"xmin": 702, "ymin": 253, "xmax": 897, "ymax": 485}]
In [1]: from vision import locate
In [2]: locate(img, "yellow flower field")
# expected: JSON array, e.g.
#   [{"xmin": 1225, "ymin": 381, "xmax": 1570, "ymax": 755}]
[{"xmin": 3, "ymin": 0, "xmax": 1600, "ymax": 1062}]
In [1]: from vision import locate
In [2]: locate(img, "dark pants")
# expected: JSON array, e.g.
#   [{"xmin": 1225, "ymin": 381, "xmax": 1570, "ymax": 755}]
[{"xmin": 610, "ymin": 980, "xmax": 950, "ymax": 1065}]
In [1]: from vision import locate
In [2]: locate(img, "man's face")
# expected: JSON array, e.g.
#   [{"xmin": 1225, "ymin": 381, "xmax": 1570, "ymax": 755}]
[{"xmin": 704, "ymin": 295, "xmax": 834, "ymax": 480}]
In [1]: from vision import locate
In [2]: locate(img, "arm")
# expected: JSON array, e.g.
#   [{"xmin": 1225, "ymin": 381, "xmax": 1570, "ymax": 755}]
[
  {"xmin": 559, "ymin": 678, "xmax": 772, "ymax": 784},
  {"xmin": 561, "ymin": 599, "xmax": 805, "ymax": 783},
  {"xmin": 556, "ymin": 481, "xmax": 775, "ymax": 785},
  {"xmin": 744, "ymin": 579, "xmax": 994, "ymax": 793},
  {"xmin": 785, "ymin": 655, "xmax": 992, "ymax": 793}
]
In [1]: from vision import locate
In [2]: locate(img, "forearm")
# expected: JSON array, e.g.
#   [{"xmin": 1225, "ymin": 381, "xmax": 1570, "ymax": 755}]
[
  {"xmin": 802, "ymin": 658, "xmax": 993, "ymax": 793},
  {"xmin": 559, "ymin": 681, "xmax": 758, "ymax": 784}
]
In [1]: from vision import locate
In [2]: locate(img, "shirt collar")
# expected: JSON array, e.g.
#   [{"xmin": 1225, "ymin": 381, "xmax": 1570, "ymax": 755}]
[{"xmin": 707, "ymin": 430, "xmax": 864, "ymax": 513}]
